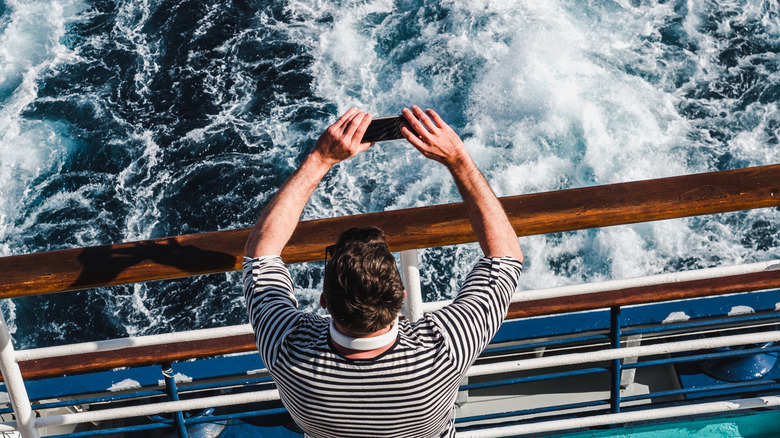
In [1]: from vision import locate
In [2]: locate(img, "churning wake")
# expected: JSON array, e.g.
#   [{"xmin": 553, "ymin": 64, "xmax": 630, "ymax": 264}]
[{"xmin": 1, "ymin": 0, "xmax": 778, "ymax": 348}]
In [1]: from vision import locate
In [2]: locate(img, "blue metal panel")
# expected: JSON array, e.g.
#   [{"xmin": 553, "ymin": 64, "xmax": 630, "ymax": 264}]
[
  {"xmin": 12, "ymin": 350, "xmax": 265, "ymax": 401},
  {"xmin": 491, "ymin": 288, "xmax": 780, "ymax": 344},
  {"xmin": 461, "ymin": 367, "xmax": 608, "ymax": 391},
  {"xmin": 622, "ymin": 380, "xmax": 780, "ymax": 403},
  {"xmin": 455, "ymin": 399, "xmax": 610, "ymax": 426},
  {"xmin": 491, "ymin": 310, "xmax": 610, "ymax": 343},
  {"xmin": 620, "ymin": 288, "xmax": 780, "ymax": 325},
  {"xmin": 623, "ymin": 312, "xmax": 780, "ymax": 337}
]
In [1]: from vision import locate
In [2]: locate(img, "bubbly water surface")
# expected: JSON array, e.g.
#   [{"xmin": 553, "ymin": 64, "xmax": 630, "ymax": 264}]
[{"xmin": 1, "ymin": 0, "xmax": 778, "ymax": 348}]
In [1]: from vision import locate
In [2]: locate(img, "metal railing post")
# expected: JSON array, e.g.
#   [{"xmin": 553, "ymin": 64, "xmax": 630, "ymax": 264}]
[
  {"xmin": 400, "ymin": 250, "xmax": 424, "ymax": 323},
  {"xmin": 161, "ymin": 364, "xmax": 188, "ymax": 438},
  {"xmin": 610, "ymin": 307, "xmax": 622, "ymax": 414},
  {"xmin": 0, "ymin": 310, "xmax": 39, "ymax": 437}
]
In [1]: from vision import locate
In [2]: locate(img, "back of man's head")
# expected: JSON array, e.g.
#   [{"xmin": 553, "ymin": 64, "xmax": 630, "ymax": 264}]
[{"xmin": 323, "ymin": 227, "xmax": 405, "ymax": 335}]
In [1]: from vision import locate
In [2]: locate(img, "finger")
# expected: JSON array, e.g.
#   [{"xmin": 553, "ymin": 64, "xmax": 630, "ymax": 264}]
[
  {"xmin": 355, "ymin": 112, "xmax": 373, "ymax": 145},
  {"xmin": 343, "ymin": 111, "xmax": 369, "ymax": 142},
  {"xmin": 412, "ymin": 105, "xmax": 438, "ymax": 133},
  {"xmin": 337, "ymin": 107, "xmax": 358, "ymax": 124},
  {"xmin": 334, "ymin": 110, "xmax": 362, "ymax": 140},
  {"xmin": 426, "ymin": 108, "xmax": 448, "ymax": 130},
  {"xmin": 332, "ymin": 107, "xmax": 359, "ymax": 133},
  {"xmin": 400, "ymin": 124, "xmax": 425, "ymax": 150},
  {"xmin": 349, "ymin": 114, "xmax": 374, "ymax": 156},
  {"xmin": 402, "ymin": 107, "xmax": 433, "ymax": 143}
]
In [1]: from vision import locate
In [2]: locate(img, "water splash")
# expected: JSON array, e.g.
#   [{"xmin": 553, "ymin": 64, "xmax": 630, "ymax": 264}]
[{"xmin": 1, "ymin": 0, "xmax": 778, "ymax": 347}]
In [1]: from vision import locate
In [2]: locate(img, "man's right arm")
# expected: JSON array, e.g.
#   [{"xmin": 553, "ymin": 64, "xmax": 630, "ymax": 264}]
[{"xmin": 401, "ymin": 106, "xmax": 523, "ymax": 262}]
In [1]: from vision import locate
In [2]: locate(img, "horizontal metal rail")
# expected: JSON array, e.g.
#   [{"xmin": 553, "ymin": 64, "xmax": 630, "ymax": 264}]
[
  {"xmin": 14, "ymin": 325, "xmax": 254, "ymax": 362},
  {"xmin": 1, "ymin": 164, "xmax": 778, "ymax": 299},
  {"xmin": 0, "ymin": 389, "xmax": 280, "ymax": 432}
]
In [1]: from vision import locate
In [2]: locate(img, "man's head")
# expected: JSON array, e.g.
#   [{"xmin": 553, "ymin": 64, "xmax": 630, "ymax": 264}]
[{"xmin": 322, "ymin": 227, "xmax": 405, "ymax": 335}]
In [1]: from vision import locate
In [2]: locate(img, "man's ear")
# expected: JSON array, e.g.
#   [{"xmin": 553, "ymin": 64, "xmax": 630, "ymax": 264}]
[{"xmin": 319, "ymin": 293, "xmax": 327, "ymax": 309}]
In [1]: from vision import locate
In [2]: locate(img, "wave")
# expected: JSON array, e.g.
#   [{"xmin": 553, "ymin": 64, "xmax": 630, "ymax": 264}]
[{"xmin": 0, "ymin": 0, "xmax": 778, "ymax": 348}]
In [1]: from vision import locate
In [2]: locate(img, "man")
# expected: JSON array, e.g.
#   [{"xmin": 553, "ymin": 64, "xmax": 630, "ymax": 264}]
[{"xmin": 243, "ymin": 106, "xmax": 523, "ymax": 437}]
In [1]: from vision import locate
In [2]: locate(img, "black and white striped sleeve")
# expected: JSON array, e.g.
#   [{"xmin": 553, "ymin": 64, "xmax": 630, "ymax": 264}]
[
  {"xmin": 430, "ymin": 256, "xmax": 522, "ymax": 373},
  {"xmin": 242, "ymin": 255, "xmax": 302, "ymax": 370}
]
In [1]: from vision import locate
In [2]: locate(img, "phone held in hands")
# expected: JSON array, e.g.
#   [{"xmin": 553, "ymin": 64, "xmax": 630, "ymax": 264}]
[{"xmin": 361, "ymin": 115, "xmax": 417, "ymax": 143}]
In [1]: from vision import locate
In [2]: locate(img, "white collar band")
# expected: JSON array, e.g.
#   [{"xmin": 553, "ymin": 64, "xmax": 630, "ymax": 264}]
[{"xmin": 329, "ymin": 317, "xmax": 399, "ymax": 351}]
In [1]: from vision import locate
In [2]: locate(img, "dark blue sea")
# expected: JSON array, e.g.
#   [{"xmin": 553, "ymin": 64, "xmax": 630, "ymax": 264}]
[{"xmin": 1, "ymin": 0, "xmax": 778, "ymax": 348}]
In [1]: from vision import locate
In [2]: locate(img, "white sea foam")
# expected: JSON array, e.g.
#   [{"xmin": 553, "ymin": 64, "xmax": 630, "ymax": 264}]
[
  {"xmin": 294, "ymin": 0, "xmax": 780, "ymax": 296},
  {"xmin": 0, "ymin": 0, "xmax": 87, "ymax": 256},
  {"xmin": 3, "ymin": 0, "xmax": 779, "ymax": 343}
]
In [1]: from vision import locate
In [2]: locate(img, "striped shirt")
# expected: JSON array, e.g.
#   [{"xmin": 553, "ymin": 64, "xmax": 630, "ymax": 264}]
[{"xmin": 243, "ymin": 255, "xmax": 522, "ymax": 437}]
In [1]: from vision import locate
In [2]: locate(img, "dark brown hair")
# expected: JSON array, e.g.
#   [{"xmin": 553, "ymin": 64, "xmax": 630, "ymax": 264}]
[{"xmin": 323, "ymin": 227, "xmax": 405, "ymax": 335}]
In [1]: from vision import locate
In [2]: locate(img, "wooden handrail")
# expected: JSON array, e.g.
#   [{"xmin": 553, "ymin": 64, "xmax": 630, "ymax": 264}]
[
  {"xmin": 15, "ymin": 267, "xmax": 780, "ymax": 380},
  {"xmin": 1, "ymin": 164, "xmax": 779, "ymax": 299}
]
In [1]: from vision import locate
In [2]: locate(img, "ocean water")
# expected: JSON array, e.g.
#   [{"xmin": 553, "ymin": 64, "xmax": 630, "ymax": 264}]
[{"xmin": 1, "ymin": 0, "xmax": 778, "ymax": 348}]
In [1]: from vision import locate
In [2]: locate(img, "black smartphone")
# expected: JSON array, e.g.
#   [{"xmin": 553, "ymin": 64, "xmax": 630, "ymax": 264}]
[{"xmin": 361, "ymin": 115, "xmax": 416, "ymax": 143}]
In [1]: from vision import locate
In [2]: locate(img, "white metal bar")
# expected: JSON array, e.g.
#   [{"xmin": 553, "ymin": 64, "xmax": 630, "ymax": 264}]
[
  {"xmin": 0, "ymin": 389, "xmax": 280, "ymax": 432},
  {"xmin": 401, "ymin": 250, "xmax": 425, "ymax": 322},
  {"xmin": 421, "ymin": 259, "xmax": 780, "ymax": 313},
  {"xmin": 466, "ymin": 330, "xmax": 780, "ymax": 378},
  {"xmin": 14, "ymin": 324, "xmax": 254, "ymax": 362},
  {"xmin": 0, "ymin": 311, "xmax": 38, "ymax": 438},
  {"xmin": 512, "ymin": 260, "xmax": 780, "ymax": 303},
  {"xmin": 456, "ymin": 395, "xmax": 780, "ymax": 437}
]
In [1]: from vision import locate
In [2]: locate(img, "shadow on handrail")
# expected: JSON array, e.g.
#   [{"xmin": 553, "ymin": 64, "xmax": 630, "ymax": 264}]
[{"xmin": 70, "ymin": 239, "xmax": 236, "ymax": 289}]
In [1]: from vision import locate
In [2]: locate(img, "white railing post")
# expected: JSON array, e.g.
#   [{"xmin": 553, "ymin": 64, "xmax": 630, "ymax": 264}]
[
  {"xmin": 0, "ymin": 310, "xmax": 39, "ymax": 437},
  {"xmin": 400, "ymin": 250, "xmax": 424, "ymax": 323}
]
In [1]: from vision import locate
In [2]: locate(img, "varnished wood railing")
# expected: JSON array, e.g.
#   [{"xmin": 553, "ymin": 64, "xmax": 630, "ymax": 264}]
[
  {"xmin": 1, "ymin": 164, "xmax": 779, "ymax": 299},
  {"xmin": 2, "ymin": 164, "xmax": 780, "ymax": 380}
]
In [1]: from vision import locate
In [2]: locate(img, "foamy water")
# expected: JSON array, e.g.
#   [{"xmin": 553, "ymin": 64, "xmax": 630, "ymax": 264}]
[{"xmin": 1, "ymin": 0, "xmax": 778, "ymax": 348}]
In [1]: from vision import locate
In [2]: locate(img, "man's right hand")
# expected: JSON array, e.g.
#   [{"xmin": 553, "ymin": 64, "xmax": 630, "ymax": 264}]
[
  {"xmin": 245, "ymin": 107, "xmax": 373, "ymax": 258},
  {"xmin": 311, "ymin": 107, "xmax": 374, "ymax": 167}
]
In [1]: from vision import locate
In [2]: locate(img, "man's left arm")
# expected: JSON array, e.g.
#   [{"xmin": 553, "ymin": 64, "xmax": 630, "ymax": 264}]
[{"xmin": 245, "ymin": 108, "xmax": 373, "ymax": 257}]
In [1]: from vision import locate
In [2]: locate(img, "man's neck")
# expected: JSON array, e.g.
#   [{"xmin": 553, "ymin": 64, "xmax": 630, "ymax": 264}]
[{"xmin": 330, "ymin": 321, "xmax": 397, "ymax": 359}]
